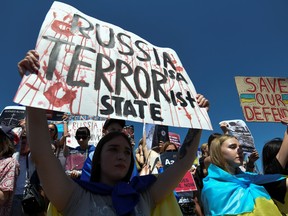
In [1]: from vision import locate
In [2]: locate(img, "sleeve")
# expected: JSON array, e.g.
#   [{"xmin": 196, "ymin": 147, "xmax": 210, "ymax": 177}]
[
  {"xmin": 151, "ymin": 192, "xmax": 182, "ymax": 216},
  {"xmin": 264, "ymin": 157, "xmax": 287, "ymax": 174},
  {"xmin": 0, "ymin": 158, "xmax": 19, "ymax": 192},
  {"xmin": 262, "ymin": 178, "xmax": 287, "ymax": 203}
]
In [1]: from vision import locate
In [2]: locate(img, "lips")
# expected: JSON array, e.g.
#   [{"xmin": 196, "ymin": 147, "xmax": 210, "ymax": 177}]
[{"xmin": 115, "ymin": 164, "xmax": 126, "ymax": 169}]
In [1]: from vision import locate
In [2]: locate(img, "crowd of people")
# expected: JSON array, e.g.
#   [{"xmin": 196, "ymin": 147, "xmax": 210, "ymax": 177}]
[{"xmin": 0, "ymin": 49, "xmax": 287, "ymax": 216}]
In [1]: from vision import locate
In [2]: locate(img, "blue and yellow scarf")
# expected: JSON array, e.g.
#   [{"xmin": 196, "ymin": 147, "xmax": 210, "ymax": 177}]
[{"xmin": 201, "ymin": 164, "xmax": 286, "ymax": 215}]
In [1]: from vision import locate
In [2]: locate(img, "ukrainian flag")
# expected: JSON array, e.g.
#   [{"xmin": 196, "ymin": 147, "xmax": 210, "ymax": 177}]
[
  {"xmin": 282, "ymin": 94, "xmax": 288, "ymax": 105},
  {"xmin": 240, "ymin": 94, "xmax": 256, "ymax": 103},
  {"xmin": 202, "ymin": 164, "xmax": 287, "ymax": 216}
]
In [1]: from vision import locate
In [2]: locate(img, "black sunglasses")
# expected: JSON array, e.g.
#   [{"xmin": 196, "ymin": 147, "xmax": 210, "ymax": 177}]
[
  {"xmin": 49, "ymin": 128, "xmax": 55, "ymax": 132},
  {"xmin": 165, "ymin": 149, "xmax": 178, "ymax": 152},
  {"xmin": 75, "ymin": 136, "xmax": 88, "ymax": 140}
]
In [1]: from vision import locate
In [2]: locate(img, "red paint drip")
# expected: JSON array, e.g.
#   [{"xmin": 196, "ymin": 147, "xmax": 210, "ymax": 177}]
[
  {"xmin": 171, "ymin": 54, "xmax": 184, "ymax": 73},
  {"xmin": 183, "ymin": 107, "xmax": 192, "ymax": 120},
  {"xmin": 176, "ymin": 66, "xmax": 184, "ymax": 72},
  {"xmin": 43, "ymin": 82, "xmax": 77, "ymax": 108},
  {"xmin": 25, "ymin": 83, "xmax": 39, "ymax": 91},
  {"xmin": 51, "ymin": 20, "xmax": 73, "ymax": 37},
  {"xmin": 54, "ymin": 69, "xmax": 62, "ymax": 80}
]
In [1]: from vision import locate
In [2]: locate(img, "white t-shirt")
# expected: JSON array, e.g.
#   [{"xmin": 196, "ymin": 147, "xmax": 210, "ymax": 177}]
[{"xmin": 63, "ymin": 185, "xmax": 152, "ymax": 216}]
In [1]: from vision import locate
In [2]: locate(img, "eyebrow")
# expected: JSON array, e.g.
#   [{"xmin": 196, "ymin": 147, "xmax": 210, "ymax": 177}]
[{"xmin": 108, "ymin": 143, "xmax": 131, "ymax": 149}]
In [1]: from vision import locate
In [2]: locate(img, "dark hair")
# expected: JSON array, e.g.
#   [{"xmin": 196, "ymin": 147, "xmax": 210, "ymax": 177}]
[
  {"xmin": 0, "ymin": 131, "xmax": 15, "ymax": 157},
  {"xmin": 207, "ymin": 133, "xmax": 221, "ymax": 149},
  {"xmin": 262, "ymin": 137, "xmax": 283, "ymax": 173},
  {"xmin": 76, "ymin": 127, "xmax": 90, "ymax": 137},
  {"xmin": 49, "ymin": 123, "xmax": 58, "ymax": 140},
  {"xmin": 103, "ymin": 119, "xmax": 125, "ymax": 130},
  {"xmin": 90, "ymin": 131, "xmax": 134, "ymax": 183},
  {"xmin": 160, "ymin": 141, "xmax": 178, "ymax": 153}
]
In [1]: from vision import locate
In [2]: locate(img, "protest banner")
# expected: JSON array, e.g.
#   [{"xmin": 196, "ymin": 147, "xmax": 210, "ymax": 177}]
[
  {"xmin": 14, "ymin": 1, "xmax": 212, "ymax": 130},
  {"xmin": 169, "ymin": 132, "xmax": 181, "ymax": 148},
  {"xmin": 152, "ymin": 125, "xmax": 170, "ymax": 149},
  {"xmin": 175, "ymin": 171, "xmax": 197, "ymax": 192},
  {"xmin": 0, "ymin": 105, "xmax": 64, "ymax": 127},
  {"xmin": 0, "ymin": 106, "xmax": 26, "ymax": 128},
  {"xmin": 67, "ymin": 114, "xmax": 104, "ymax": 121},
  {"xmin": 219, "ymin": 119, "xmax": 256, "ymax": 156},
  {"xmin": 159, "ymin": 151, "xmax": 197, "ymax": 192},
  {"xmin": 160, "ymin": 151, "xmax": 178, "ymax": 170},
  {"xmin": 235, "ymin": 76, "xmax": 288, "ymax": 122},
  {"xmin": 143, "ymin": 123, "xmax": 155, "ymax": 150},
  {"xmin": 66, "ymin": 120, "xmax": 104, "ymax": 148}
]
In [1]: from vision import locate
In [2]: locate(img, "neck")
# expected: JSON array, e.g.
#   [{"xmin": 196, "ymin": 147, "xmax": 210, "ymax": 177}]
[
  {"xmin": 80, "ymin": 144, "xmax": 88, "ymax": 150},
  {"xmin": 226, "ymin": 164, "xmax": 237, "ymax": 175},
  {"xmin": 99, "ymin": 177, "xmax": 118, "ymax": 186}
]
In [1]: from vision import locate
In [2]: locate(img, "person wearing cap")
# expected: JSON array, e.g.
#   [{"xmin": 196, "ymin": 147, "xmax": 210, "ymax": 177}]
[
  {"xmin": 80, "ymin": 118, "xmax": 125, "ymax": 181},
  {"xmin": 102, "ymin": 118, "xmax": 126, "ymax": 135},
  {"xmin": 0, "ymin": 125, "xmax": 20, "ymax": 216}
]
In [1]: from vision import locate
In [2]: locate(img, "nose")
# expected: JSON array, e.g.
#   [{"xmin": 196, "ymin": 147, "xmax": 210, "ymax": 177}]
[
  {"xmin": 117, "ymin": 152, "xmax": 126, "ymax": 161},
  {"xmin": 237, "ymin": 146, "xmax": 243, "ymax": 154}
]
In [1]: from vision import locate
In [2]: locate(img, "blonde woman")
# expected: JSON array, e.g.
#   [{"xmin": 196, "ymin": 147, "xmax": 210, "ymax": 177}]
[{"xmin": 202, "ymin": 134, "xmax": 288, "ymax": 215}]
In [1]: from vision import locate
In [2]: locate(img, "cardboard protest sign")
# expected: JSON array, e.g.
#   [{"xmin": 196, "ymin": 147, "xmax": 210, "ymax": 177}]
[
  {"xmin": 66, "ymin": 120, "xmax": 104, "ymax": 148},
  {"xmin": 169, "ymin": 132, "xmax": 181, "ymax": 148},
  {"xmin": 219, "ymin": 119, "xmax": 255, "ymax": 154},
  {"xmin": 14, "ymin": 1, "xmax": 212, "ymax": 129},
  {"xmin": 235, "ymin": 76, "xmax": 288, "ymax": 122},
  {"xmin": 160, "ymin": 151, "xmax": 178, "ymax": 170},
  {"xmin": 152, "ymin": 125, "xmax": 170, "ymax": 149},
  {"xmin": 0, "ymin": 106, "xmax": 26, "ymax": 128},
  {"xmin": 175, "ymin": 171, "xmax": 197, "ymax": 192},
  {"xmin": 144, "ymin": 123, "xmax": 155, "ymax": 150},
  {"xmin": 159, "ymin": 151, "xmax": 197, "ymax": 192}
]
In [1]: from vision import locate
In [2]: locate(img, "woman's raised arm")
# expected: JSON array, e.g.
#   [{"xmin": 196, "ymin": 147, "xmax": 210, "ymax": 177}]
[
  {"xmin": 149, "ymin": 94, "xmax": 208, "ymax": 204},
  {"xmin": 19, "ymin": 50, "xmax": 76, "ymax": 211},
  {"xmin": 276, "ymin": 117, "xmax": 288, "ymax": 168}
]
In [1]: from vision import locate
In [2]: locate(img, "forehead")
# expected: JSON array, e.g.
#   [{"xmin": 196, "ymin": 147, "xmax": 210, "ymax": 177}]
[
  {"xmin": 166, "ymin": 144, "xmax": 177, "ymax": 149},
  {"xmin": 104, "ymin": 135, "xmax": 131, "ymax": 148},
  {"xmin": 222, "ymin": 137, "xmax": 239, "ymax": 146}
]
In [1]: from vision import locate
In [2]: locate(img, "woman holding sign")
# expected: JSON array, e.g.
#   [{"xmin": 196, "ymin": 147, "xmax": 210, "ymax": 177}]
[
  {"xmin": 201, "ymin": 134, "xmax": 288, "ymax": 215},
  {"xmin": 17, "ymin": 50, "xmax": 210, "ymax": 215}
]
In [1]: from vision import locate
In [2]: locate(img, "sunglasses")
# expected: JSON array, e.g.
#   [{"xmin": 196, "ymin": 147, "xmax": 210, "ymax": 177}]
[
  {"xmin": 49, "ymin": 128, "xmax": 55, "ymax": 132},
  {"xmin": 75, "ymin": 136, "xmax": 88, "ymax": 140},
  {"xmin": 165, "ymin": 149, "xmax": 178, "ymax": 152}
]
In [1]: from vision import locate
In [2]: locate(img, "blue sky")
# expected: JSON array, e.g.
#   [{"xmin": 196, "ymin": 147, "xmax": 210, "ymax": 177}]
[{"xmin": 1, "ymin": 0, "xmax": 288, "ymax": 172}]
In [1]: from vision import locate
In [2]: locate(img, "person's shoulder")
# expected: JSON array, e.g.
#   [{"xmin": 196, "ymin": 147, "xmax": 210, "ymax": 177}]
[
  {"xmin": 1, "ymin": 156, "xmax": 17, "ymax": 162},
  {"xmin": 0, "ymin": 156, "xmax": 19, "ymax": 167},
  {"xmin": 265, "ymin": 158, "xmax": 288, "ymax": 175},
  {"xmin": 88, "ymin": 145, "xmax": 96, "ymax": 151}
]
